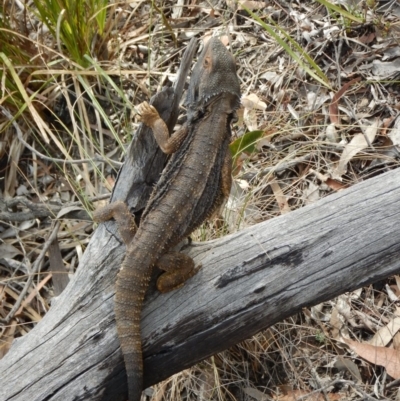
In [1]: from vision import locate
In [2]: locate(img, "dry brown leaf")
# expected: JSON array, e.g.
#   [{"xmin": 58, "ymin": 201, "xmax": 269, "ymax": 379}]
[
  {"xmin": 171, "ymin": 0, "xmax": 184, "ymax": 19},
  {"xmin": 197, "ymin": 369, "xmax": 216, "ymax": 400},
  {"xmin": 334, "ymin": 356, "xmax": 362, "ymax": 382},
  {"xmin": 381, "ymin": 115, "xmax": 396, "ymax": 136},
  {"xmin": 238, "ymin": 1, "xmax": 266, "ymax": 10},
  {"xmin": 307, "ymin": 92, "xmax": 330, "ymax": 111},
  {"xmin": 368, "ymin": 317, "xmax": 400, "ymax": 347},
  {"xmin": 343, "ymin": 337, "xmax": 400, "ymax": 379},
  {"xmin": 243, "ymin": 387, "xmax": 269, "ymax": 400},
  {"xmin": 310, "ymin": 303, "xmax": 329, "ymax": 322},
  {"xmin": 241, "ymin": 93, "xmax": 265, "ymax": 132},
  {"xmin": 0, "ymin": 319, "xmax": 17, "ymax": 359},
  {"xmin": 304, "ymin": 181, "xmax": 320, "ymax": 205},
  {"xmin": 393, "ymin": 332, "xmax": 400, "ymax": 351},
  {"xmin": 242, "ymin": 93, "xmax": 267, "ymax": 111},
  {"xmin": 330, "ymin": 307, "xmax": 343, "ymax": 339},
  {"xmin": 386, "ymin": 284, "xmax": 399, "ymax": 302},
  {"xmin": 358, "ymin": 32, "xmax": 376, "ymax": 44},
  {"xmin": 333, "ymin": 120, "xmax": 379, "ymax": 179},
  {"xmin": 256, "ymin": 137, "xmax": 273, "ymax": 150},
  {"xmin": 243, "ymin": 108, "xmax": 258, "ymax": 131},
  {"xmin": 275, "ymin": 389, "xmax": 341, "ymax": 401},
  {"xmin": 325, "ymin": 123, "xmax": 338, "ymax": 143},
  {"xmin": 287, "ymin": 104, "xmax": 299, "ymax": 120},
  {"xmin": 269, "ymin": 177, "xmax": 290, "ymax": 214},
  {"xmin": 5, "ymin": 136, "xmax": 25, "ymax": 198},
  {"xmin": 56, "ymin": 205, "xmax": 85, "ymax": 219},
  {"xmin": 375, "ymin": 293, "xmax": 386, "ymax": 309},
  {"xmin": 309, "ymin": 169, "xmax": 327, "ymax": 182},
  {"xmin": 388, "ymin": 114, "xmax": 400, "ymax": 146},
  {"xmin": 372, "ymin": 59, "xmax": 400, "ymax": 78},
  {"xmin": 394, "ymin": 276, "xmax": 400, "ymax": 295},
  {"xmin": 325, "ymin": 178, "xmax": 348, "ymax": 191},
  {"xmin": 0, "ymin": 243, "xmax": 23, "ymax": 259},
  {"xmin": 329, "ymin": 77, "xmax": 361, "ymax": 125}
]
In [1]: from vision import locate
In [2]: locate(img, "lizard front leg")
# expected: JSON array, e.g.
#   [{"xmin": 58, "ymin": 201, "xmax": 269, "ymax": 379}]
[{"xmin": 137, "ymin": 101, "xmax": 188, "ymax": 154}]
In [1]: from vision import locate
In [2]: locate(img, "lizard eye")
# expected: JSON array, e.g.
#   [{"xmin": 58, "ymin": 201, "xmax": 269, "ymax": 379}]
[{"xmin": 203, "ymin": 57, "xmax": 211, "ymax": 68}]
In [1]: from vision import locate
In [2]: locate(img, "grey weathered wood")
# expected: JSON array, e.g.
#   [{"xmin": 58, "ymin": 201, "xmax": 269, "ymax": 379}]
[{"xmin": 1, "ymin": 41, "xmax": 400, "ymax": 400}]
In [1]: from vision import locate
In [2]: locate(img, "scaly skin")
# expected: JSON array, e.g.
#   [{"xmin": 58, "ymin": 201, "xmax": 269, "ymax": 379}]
[{"xmin": 93, "ymin": 38, "xmax": 241, "ymax": 401}]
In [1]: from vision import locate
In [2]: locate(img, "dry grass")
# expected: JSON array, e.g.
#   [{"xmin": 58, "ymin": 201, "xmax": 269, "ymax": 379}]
[{"xmin": 2, "ymin": 0, "xmax": 400, "ymax": 399}]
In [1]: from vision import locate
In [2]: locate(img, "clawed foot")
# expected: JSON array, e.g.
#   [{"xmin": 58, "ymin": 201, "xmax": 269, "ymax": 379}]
[
  {"xmin": 136, "ymin": 101, "xmax": 160, "ymax": 127},
  {"xmin": 136, "ymin": 100, "xmax": 179, "ymax": 154}
]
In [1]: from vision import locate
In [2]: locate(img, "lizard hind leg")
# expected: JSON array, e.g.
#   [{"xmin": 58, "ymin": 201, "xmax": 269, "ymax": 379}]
[
  {"xmin": 156, "ymin": 252, "xmax": 201, "ymax": 293},
  {"xmin": 92, "ymin": 200, "xmax": 138, "ymax": 246}
]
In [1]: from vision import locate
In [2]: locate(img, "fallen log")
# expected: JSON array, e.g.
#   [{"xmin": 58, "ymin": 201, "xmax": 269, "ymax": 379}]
[{"xmin": 2, "ymin": 165, "xmax": 400, "ymax": 401}]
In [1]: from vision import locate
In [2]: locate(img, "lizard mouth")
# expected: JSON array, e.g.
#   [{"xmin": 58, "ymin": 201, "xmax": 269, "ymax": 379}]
[{"xmin": 202, "ymin": 91, "xmax": 241, "ymax": 109}]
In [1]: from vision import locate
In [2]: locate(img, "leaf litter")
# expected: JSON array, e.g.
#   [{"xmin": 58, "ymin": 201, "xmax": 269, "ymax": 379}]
[{"xmin": 2, "ymin": 0, "xmax": 400, "ymax": 400}]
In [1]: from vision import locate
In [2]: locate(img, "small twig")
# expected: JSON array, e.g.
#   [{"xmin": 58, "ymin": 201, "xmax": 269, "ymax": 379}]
[
  {"xmin": 385, "ymin": 377, "xmax": 400, "ymax": 390},
  {"xmin": 295, "ymin": 379, "xmax": 389, "ymax": 401},
  {"xmin": 341, "ymin": 101, "xmax": 376, "ymax": 150},
  {"xmin": 0, "ymin": 258, "xmax": 29, "ymax": 275},
  {"xmin": 241, "ymin": 153, "xmax": 314, "ymax": 181},
  {"xmin": 0, "ymin": 194, "xmax": 110, "ymax": 222},
  {"xmin": 352, "ymin": 387, "xmax": 386, "ymax": 401},
  {"xmin": 304, "ymin": 358, "xmax": 330, "ymax": 401},
  {"xmin": 0, "ymin": 221, "xmax": 61, "ymax": 324},
  {"xmin": 293, "ymin": 379, "xmax": 348, "ymax": 401}
]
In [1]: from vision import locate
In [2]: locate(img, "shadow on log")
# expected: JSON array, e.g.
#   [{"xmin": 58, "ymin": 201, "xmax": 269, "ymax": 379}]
[{"xmin": 1, "ymin": 37, "xmax": 400, "ymax": 399}]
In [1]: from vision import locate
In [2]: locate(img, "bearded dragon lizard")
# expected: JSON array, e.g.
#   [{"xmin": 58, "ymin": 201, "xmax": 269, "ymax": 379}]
[{"xmin": 94, "ymin": 37, "xmax": 241, "ymax": 401}]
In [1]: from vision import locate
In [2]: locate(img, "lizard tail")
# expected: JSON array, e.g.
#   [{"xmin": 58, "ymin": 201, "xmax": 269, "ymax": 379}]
[{"xmin": 114, "ymin": 261, "xmax": 151, "ymax": 401}]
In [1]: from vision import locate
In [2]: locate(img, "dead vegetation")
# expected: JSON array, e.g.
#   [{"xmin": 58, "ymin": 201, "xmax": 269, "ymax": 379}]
[{"xmin": 1, "ymin": 0, "xmax": 400, "ymax": 400}]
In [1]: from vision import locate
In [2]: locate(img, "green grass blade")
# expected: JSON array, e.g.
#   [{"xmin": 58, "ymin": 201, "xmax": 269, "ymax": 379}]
[
  {"xmin": 241, "ymin": 5, "xmax": 331, "ymax": 89},
  {"xmin": 315, "ymin": 0, "xmax": 364, "ymax": 23}
]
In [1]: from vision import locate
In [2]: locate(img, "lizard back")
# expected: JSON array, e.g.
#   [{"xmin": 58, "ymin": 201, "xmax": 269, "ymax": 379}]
[{"xmin": 105, "ymin": 38, "xmax": 241, "ymax": 401}]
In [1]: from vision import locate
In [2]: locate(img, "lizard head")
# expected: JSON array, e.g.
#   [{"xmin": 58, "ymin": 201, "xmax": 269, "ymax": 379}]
[{"xmin": 186, "ymin": 38, "xmax": 241, "ymax": 114}]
